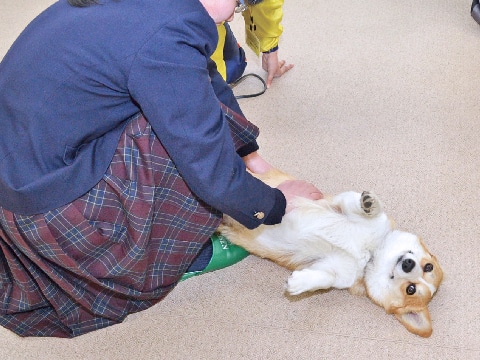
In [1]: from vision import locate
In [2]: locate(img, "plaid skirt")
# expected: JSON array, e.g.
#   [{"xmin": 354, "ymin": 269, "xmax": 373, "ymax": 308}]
[{"xmin": 0, "ymin": 111, "xmax": 259, "ymax": 337}]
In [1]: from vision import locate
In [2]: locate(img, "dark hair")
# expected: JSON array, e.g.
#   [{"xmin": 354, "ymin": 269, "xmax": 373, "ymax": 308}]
[{"xmin": 67, "ymin": 0, "xmax": 99, "ymax": 7}]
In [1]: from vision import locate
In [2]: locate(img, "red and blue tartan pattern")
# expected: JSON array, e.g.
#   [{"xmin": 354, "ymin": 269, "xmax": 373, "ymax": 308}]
[{"xmin": 0, "ymin": 110, "xmax": 258, "ymax": 337}]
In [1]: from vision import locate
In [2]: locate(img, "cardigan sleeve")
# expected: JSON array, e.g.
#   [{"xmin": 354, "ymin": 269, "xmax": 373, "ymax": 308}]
[
  {"xmin": 127, "ymin": 11, "xmax": 285, "ymax": 228},
  {"xmin": 206, "ymin": 58, "xmax": 260, "ymax": 157}
]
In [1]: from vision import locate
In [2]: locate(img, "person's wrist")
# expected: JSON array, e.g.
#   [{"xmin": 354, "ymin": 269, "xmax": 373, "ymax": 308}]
[
  {"xmin": 243, "ymin": 152, "xmax": 273, "ymax": 174},
  {"xmin": 262, "ymin": 45, "xmax": 278, "ymax": 54}
]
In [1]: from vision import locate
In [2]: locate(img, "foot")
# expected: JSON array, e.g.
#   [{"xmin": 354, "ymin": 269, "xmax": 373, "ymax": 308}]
[
  {"xmin": 360, "ymin": 191, "xmax": 382, "ymax": 216},
  {"xmin": 286, "ymin": 268, "xmax": 335, "ymax": 295}
]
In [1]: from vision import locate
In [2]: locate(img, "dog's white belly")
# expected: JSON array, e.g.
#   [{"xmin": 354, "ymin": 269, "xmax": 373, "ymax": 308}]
[
  {"xmin": 250, "ymin": 201, "xmax": 390, "ymax": 294},
  {"xmin": 254, "ymin": 207, "xmax": 382, "ymax": 265}
]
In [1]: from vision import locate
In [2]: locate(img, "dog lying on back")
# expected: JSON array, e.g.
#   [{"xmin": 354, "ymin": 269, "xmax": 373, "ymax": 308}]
[{"xmin": 218, "ymin": 169, "xmax": 443, "ymax": 337}]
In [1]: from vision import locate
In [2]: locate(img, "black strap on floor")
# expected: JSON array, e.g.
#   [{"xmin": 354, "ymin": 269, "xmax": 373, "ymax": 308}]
[
  {"xmin": 230, "ymin": 73, "xmax": 267, "ymax": 99},
  {"xmin": 472, "ymin": 0, "xmax": 480, "ymax": 25}
]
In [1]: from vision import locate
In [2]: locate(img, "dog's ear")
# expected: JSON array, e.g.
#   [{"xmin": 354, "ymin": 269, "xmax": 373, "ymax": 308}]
[{"xmin": 394, "ymin": 308, "xmax": 433, "ymax": 337}]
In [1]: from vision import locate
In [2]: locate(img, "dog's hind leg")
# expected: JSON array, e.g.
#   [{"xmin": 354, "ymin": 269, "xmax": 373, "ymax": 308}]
[
  {"xmin": 332, "ymin": 191, "xmax": 383, "ymax": 218},
  {"xmin": 359, "ymin": 191, "xmax": 382, "ymax": 216}
]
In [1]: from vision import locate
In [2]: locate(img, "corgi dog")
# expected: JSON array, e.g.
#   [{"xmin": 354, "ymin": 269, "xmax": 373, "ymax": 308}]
[{"xmin": 218, "ymin": 169, "xmax": 443, "ymax": 337}]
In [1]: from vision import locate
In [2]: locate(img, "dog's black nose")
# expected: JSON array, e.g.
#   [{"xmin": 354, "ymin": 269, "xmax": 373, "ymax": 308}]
[{"xmin": 402, "ymin": 258, "xmax": 416, "ymax": 273}]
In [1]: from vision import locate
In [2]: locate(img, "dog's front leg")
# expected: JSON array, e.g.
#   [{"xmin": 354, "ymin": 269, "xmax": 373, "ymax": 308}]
[
  {"xmin": 286, "ymin": 256, "xmax": 357, "ymax": 295},
  {"xmin": 286, "ymin": 268, "xmax": 337, "ymax": 295}
]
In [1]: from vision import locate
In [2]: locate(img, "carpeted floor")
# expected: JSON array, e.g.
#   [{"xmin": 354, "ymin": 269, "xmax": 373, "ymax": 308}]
[{"xmin": 1, "ymin": 1, "xmax": 479, "ymax": 359}]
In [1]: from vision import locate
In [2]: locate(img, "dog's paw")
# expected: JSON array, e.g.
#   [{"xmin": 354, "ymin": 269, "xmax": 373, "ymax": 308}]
[
  {"xmin": 287, "ymin": 271, "xmax": 312, "ymax": 295},
  {"xmin": 286, "ymin": 269, "xmax": 333, "ymax": 295},
  {"xmin": 360, "ymin": 191, "xmax": 381, "ymax": 216}
]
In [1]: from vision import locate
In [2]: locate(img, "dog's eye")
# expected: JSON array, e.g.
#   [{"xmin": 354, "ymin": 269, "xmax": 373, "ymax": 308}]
[
  {"xmin": 424, "ymin": 263, "xmax": 433, "ymax": 272},
  {"xmin": 406, "ymin": 284, "xmax": 416, "ymax": 295}
]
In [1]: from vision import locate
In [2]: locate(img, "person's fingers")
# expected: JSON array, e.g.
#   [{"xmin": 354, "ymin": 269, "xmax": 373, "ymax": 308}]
[
  {"xmin": 277, "ymin": 179, "xmax": 323, "ymax": 213},
  {"xmin": 266, "ymin": 68, "xmax": 275, "ymax": 88},
  {"xmin": 280, "ymin": 62, "xmax": 294, "ymax": 75},
  {"xmin": 263, "ymin": 53, "xmax": 294, "ymax": 87},
  {"xmin": 309, "ymin": 189, "xmax": 324, "ymax": 200},
  {"xmin": 277, "ymin": 180, "xmax": 324, "ymax": 201}
]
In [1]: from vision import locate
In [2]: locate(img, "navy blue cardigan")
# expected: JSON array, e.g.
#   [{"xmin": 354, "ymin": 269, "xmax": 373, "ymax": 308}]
[{"xmin": 0, "ymin": 0, "xmax": 285, "ymax": 228}]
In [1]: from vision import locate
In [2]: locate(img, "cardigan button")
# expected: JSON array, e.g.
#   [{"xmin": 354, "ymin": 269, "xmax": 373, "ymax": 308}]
[{"xmin": 254, "ymin": 211, "xmax": 264, "ymax": 220}]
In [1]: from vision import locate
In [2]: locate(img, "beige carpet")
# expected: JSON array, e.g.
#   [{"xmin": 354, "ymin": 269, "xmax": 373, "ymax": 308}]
[{"xmin": 1, "ymin": 1, "xmax": 479, "ymax": 359}]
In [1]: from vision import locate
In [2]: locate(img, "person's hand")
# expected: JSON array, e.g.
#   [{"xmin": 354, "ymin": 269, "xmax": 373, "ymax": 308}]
[
  {"xmin": 277, "ymin": 180, "xmax": 323, "ymax": 213},
  {"xmin": 262, "ymin": 50, "xmax": 294, "ymax": 88},
  {"xmin": 243, "ymin": 151, "xmax": 274, "ymax": 174}
]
